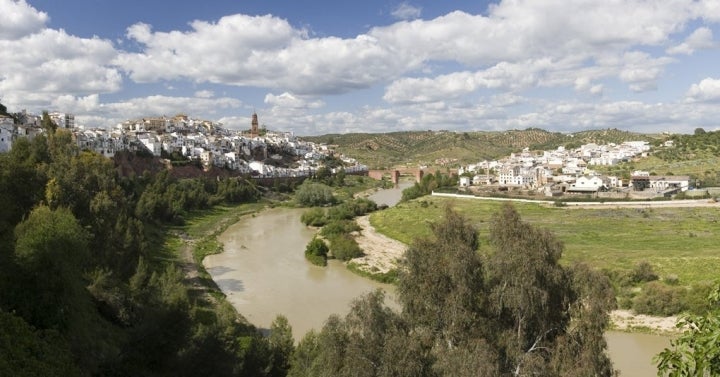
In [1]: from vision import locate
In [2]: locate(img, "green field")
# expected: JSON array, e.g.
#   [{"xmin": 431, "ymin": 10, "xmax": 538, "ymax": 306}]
[{"xmin": 370, "ymin": 197, "xmax": 720, "ymax": 287}]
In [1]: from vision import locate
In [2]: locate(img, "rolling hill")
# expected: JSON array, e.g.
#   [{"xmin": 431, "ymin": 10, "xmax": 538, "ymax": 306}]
[{"xmin": 303, "ymin": 128, "xmax": 656, "ymax": 169}]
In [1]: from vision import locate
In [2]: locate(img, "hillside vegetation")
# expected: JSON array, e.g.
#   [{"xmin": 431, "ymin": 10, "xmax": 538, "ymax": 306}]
[{"xmin": 304, "ymin": 128, "xmax": 652, "ymax": 169}]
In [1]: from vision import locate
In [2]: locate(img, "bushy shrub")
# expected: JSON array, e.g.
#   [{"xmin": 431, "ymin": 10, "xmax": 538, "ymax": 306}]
[
  {"xmin": 319, "ymin": 220, "xmax": 360, "ymax": 237},
  {"xmin": 328, "ymin": 235, "xmax": 363, "ymax": 261},
  {"xmin": 304, "ymin": 237, "xmax": 328, "ymax": 266},
  {"xmin": 300, "ymin": 208, "xmax": 327, "ymax": 227},
  {"xmin": 683, "ymin": 281, "xmax": 719, "ymax": 314},
  {"xmin": 326, "ymin": 198, "xmax": 378, "ymax": 221},
  {"xmin": 327, "ymin": 205, "xmax": 354, "ymax": 221},
  {"xmin": 295, "ymin": 182, "xmax": 336, "ymax": 207},
  {"xmin": 630, "ymin": 261, "xmax": 659, "ymax": 284},
  {"xmin": 632, "ymin": 281, "xmax": 686, "ymax": 316},
  {"xmin": 344, "ymin": 198, "xmax": 378, "ymax": 216}
]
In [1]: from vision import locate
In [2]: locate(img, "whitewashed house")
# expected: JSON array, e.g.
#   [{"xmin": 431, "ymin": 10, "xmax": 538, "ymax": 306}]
[{"xmin": 567, "ymin": 176, "xmax": 604, "ymax": 193}]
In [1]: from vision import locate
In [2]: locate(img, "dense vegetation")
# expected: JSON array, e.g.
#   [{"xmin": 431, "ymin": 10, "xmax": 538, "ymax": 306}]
[
  {"xmin": 0, "ymin": 130, "xmax": 288, "ymax": 376},
  {"xmin": 401, "ymin": 170, "xmax": 458, "ymax": 202},
  {"xmin": 656, "ymin": 284, "xmax": 720, "ymax": 376},
  {"xmin": 300, "ymin": 197, "xmax": 378, "ymax": 263},
  {"xmin": 288, "ymin": 205, "xmax": 617, "ymax": 376}
]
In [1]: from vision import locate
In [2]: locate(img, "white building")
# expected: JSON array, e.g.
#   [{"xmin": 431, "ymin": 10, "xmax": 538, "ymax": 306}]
[
  {"xmin": 567, "ymin": 176, "xmax": 604, "ymax": 193},
  {"xmin": 0, "ymin": 115, "xmax": 14, "ymax": 153}
]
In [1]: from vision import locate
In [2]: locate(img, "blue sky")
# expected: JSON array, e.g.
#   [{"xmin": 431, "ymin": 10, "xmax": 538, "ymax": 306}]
[{"xmin": 1, "ymin": 0, "xmax": 720, "ymax": 135}]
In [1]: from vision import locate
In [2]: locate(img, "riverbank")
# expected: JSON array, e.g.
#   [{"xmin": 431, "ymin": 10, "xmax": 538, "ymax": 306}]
[{"xmin": 349, "ymin": 215, "xmax": 406, "ymax": 275}]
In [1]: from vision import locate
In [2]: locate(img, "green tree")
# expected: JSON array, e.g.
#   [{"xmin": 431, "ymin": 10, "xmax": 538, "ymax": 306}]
[
  {"xmin": 13, "ymin": 206, "xmax": 90, "ymax": 330},
  {"xmin": 288, "ymin": 330, "xmax": 320, "ymax": 377},
  {"xmin": 398, "ymin": 206, "xmax": 486, "ymax": 346},
  {"xmin": 656, "ymin": 284, "xmax": 720, "ymax": 376},
  {"xmin": 486, "ymin": 204, "xmax": 572, "ymax": 374},
  {"xmin": 314, "ymin": 166, "xmax": 331, "ymax": 182},
  {"xmin": 295, "ymin": 182, "xmax": 336, "ymax": 207},
  {"xmin": 268, "ymin": 315, "xmax": 295, "ymax": 377},
  {"xmin": 304, "ymin": 237, "xmax": 329, "ymax": 266},
  {"xmin": 41, "ymin": 110, "xmax": 57, "ymax": 134},
  {"xmin": 333, "ymin": 168, "xmax": 346, "ymax": 187},
  {"xmin": 0, "ymin": 310, "xmax": 81, "ymax": 376}
]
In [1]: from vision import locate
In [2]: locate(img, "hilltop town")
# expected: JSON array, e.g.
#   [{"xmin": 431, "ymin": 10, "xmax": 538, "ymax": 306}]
[
  {"xmin": 0, "ymin": 107, "xmax": 700, "ymax": 199},
  {"xmin": 0, "ymin": 110, "xmax": 367, "ymax": 178}
]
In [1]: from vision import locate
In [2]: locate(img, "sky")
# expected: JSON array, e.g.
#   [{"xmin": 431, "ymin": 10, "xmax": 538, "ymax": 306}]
[{"xmin": 1, "ymin": 0, "xmax": 720, "ymax": 135}]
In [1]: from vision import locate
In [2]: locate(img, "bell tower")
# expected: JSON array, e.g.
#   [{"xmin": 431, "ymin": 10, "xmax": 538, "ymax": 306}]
[{"xmin": 251, "ymin": 112, "xmax": 259, "ymax": 137}]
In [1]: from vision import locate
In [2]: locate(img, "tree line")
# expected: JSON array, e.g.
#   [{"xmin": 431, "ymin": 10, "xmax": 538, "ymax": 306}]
[{"xmin": 0, "ymin": 129, "xmax": 285, "ymax": 376}]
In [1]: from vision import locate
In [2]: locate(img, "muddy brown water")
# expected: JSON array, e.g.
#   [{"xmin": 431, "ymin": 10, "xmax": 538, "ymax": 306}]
[
  {"xmin": 206, "ymin": 207, "xmax": 395, "ymax": 340},
  {"xmin": 204, "ymin": 182, "xmax": 671, "ymax": 375}
]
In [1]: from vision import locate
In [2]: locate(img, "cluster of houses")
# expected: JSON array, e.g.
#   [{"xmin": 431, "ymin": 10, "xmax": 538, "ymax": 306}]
[
  {"xmin": 0, "ymin": 111, "xmax": 367, "ymax": 178},
  {"xmin": 458, "ymin": 142, "xmax": 690, "ymax": 198},
  {"xmin": 1, "ymin": 109, "xmax": 695, "ymax": 196}
]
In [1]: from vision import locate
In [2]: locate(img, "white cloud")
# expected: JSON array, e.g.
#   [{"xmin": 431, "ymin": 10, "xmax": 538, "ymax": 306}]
[
  {"xmin": 115, "ymin": 14, "xmax": 413, "ymax": 95},
  {"xmin": 195, "ymin": 90, "xmax": 214, "ymax": 98},
  {"xmin": 4, "ymin": 0, "xmax": 720, "ymax": 136},
  {"xmin": 686, "ymin": 78, "xmax": 720, "ymax": 102},
  {"xmin": 391, "ymin": 2, "xmax": 422, "ymax": 20},
  {"xmin": 0, "ymin": 0, "xmax": 48, "ymax": 39},
  {"xmin": 264, "ymin": 92, "xmax": 324, "ymax": 109},
  {"xmin": 48, "ymin": 94, "xmax": 242, "ymax": 128},
  {"xmin": 0, "ymin": 27, "xmax": 121, "ymax": 112},
  {"xmin": 667, "ymin": 27, "xmax": 715, "ymax": 55},
  {"xmin": 111, "ymin": 1, "xmax": 719, "ymax": 101}
]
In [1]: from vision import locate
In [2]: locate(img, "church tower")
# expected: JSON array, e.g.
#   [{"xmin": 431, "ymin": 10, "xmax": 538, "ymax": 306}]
[{"xmin": 251, "ymin": 112, "xmax": 259, "ymax": 137}]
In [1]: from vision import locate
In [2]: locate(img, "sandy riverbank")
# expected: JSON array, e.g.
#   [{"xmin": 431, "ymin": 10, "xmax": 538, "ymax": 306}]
[
  {"xmin": 350, "ymin": 215, "xmax": 407, "ymax": 274},
  {"xmin": 610, "ymin": 310, "xmax": 680, "ymax": 334},
  {"xmin": 352, "ymin": 213, "xmax": 682, "ymax": 334}
]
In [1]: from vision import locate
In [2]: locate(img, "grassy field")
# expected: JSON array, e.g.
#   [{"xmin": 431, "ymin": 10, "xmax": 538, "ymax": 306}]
[{"xmin": 370, "ymin": 197, "xmax": 720, "ymax": 287}]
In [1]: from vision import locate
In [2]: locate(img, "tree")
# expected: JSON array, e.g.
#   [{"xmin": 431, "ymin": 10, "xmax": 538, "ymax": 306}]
[
  {"xmin": 486, "ymin": 204, "xmax": 572, "ymax": 374},
  {"xmin": 656, "ymin": 284, "xmax": 720, "ymax": 376},
  {"xmin": 304, "ymin": 237, "xmax": 328, "ymax": 266},
  {"xmin": 41, "ymin": 111, "xmax": 57, "ymax": 134},
  {"xmin": 295, "ymin": 182, "xmax": 336, "ymax": 207},
  {"xmin": 268, "ymin": 315, "xmax": 295, "ymax": 377},
  {"xmin": 0, "ymin": 310, "xmax": 81, "ymax": 376},
  {"xmin": 398, "ymin": 206, "xmax": 486, "ymax": 346},
  {"xmin": 695, "ymin": 127, "xmax": 707, "ymax": 135},
  {"xmin": 13, "ymin": 206, "xmax": 90, "ymax": 330},
  {"xmin": 288, "ymin": 330, "xmax": 320, "ymax": 377},
  {"xmin": 333, "ymin": 168, "xmax": 346, "ymax": 187}
]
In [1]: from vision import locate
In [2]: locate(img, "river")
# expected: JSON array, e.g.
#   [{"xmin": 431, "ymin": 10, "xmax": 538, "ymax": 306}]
[{"xmin": 204, "ymin": 181, "xmax": 671, "ymax": 376}]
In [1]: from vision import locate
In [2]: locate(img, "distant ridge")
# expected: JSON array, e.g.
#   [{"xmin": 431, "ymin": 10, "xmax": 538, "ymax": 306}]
[{"xmin": 303, "ymin": 128, "xmax": 654, "ymax": 169}]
